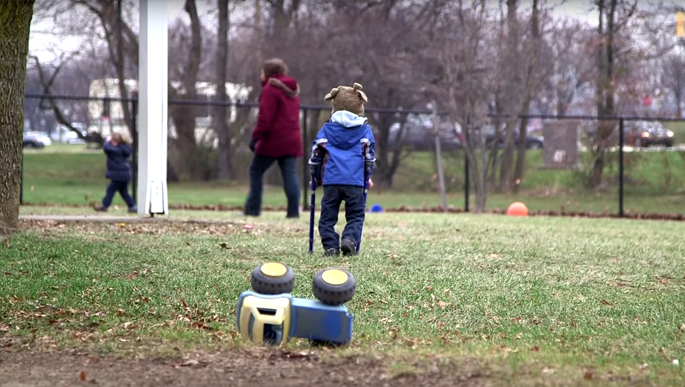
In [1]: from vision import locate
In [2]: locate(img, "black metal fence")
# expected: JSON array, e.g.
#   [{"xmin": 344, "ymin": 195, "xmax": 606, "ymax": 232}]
[{"xmin": 21, "ymin": 93, "xmax": 685, "ymax": 218}]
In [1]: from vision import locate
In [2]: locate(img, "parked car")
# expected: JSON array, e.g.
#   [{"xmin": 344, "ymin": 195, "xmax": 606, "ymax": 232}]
[
  {"xmin": 52, "ymin": 123, "xmax": 87, "ymax": 144},
  {"xmin": 628, "ymin": 121, "xmax": 674, "ymax": 148},
  {"xmin": 582, "ymin": 121, "xmax": 674, "ymax": 148},
  {"xmin": 481, "ymin": 125, "xmax": 544, "ymax": 149},
  {"xmin": 387, "ymin": 114, "xmax": 462, "ymax": 151},
  {"xmin": 23, "ymin": 131, "xmax": 52, "ymax": 149}
]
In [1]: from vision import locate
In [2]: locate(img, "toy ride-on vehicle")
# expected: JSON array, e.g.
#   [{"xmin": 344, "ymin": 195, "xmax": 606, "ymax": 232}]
[{"xmin": 236, "ymin": 262, "xmax": 356, "ymax": 347}]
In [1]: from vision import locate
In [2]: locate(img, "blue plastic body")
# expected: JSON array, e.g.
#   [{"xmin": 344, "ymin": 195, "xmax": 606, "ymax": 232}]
[{"xmin": 236, "ymin": 290, "xmax": 354, "ymax": 345}]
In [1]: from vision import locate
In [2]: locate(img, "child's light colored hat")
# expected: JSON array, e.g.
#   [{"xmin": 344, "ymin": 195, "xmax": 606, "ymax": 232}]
[{"xmin": 324, "ymin": 82, "xmax": 368, "ymax": 116}]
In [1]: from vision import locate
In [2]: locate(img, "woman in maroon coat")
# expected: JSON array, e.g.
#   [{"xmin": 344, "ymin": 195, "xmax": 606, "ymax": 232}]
[{"xmin": 244, "ymin": 58, "xmax": 303, "ymax": 218}]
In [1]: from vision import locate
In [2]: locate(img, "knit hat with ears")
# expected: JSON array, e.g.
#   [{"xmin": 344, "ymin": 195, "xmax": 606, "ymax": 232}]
[{"xmin": 324, "ymin": 82, "xmax": 368, "ymax": 116}]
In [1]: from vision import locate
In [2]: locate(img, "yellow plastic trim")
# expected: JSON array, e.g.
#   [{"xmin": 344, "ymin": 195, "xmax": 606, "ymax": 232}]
[
  {"xmin": 260, "ymin": 262, "xmax": 287, "ymax": 277},
  {"xmin": 238, "ymin": 295, "xmax": 291, "ymax": 346},
  {"xmin": 321, "ymin": 269, "xmax": 349, "ymax": 285}
]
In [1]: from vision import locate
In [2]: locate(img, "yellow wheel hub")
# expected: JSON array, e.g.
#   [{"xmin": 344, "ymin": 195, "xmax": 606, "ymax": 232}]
[
  {"xmin": 260, "ymin": 262, "xmax": 287, "ymax": 277},
  {"xmin": 321, "ymin": 269, "xmax": 348, "ymax": 285}
]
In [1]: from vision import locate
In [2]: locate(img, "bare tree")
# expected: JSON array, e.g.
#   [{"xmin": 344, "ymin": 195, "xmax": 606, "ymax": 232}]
[
  {"xmin": 495, "ymin": 0, "xmax": 523, "ymax": 193},
  {"xmin": 167, "ymin": 0, "xmax": 206, "ymax": 180},
  {"xmin": 0, "ymin": 0, "xmax": 35, "ymax": 237},
  {"xmin": 431, "ymin": 1, "xmax": 501, "ymax": 213},
  {"xmin": 214, "ymin": 0, "xmax": 233, "ymax": 180},
  {"xmin": 511, "ymin": 0, "xmax": 551, "ymax": 194},
  {"xmin": 70, "ymin": 0, "xmax": 138, "ymax": 139},
  {"xmin": 302, "ymin": 0, "xmax": 444, "ymax": 188},
  {"xmin": 549, "ymin": 19, "xmax": 595, "ymax": 116},
  {"xmin": 28, "ymin": 55, "xmax": 91, "ymax": 143},
  {"xmin": 588, "ymin": 0, "xmax": 637, "ymax": 189},
  {"xmin": 661, "ymin": 52, "xmax": 685, "ymax": 118}
]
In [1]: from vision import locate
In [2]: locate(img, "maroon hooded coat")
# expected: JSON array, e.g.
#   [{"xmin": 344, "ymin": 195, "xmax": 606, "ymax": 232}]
[{"xmin": 251, "ymin": 74, "xmax": 303, "ymax": 158}]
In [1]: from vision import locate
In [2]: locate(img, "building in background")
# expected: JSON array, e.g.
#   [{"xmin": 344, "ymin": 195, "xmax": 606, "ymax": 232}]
[{"xmin": 87, "ymin": 78, "xmax": 252, "ymax": 147}]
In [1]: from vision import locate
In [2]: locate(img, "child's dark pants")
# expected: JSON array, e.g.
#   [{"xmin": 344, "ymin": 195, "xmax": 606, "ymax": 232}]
[
  {"xmin": 102, "ymin": 180, "xmax": 135, "ymax": 208},
  {"xmin": 318, "ymin": 184, "xmax": 366, "ymax": 249}
]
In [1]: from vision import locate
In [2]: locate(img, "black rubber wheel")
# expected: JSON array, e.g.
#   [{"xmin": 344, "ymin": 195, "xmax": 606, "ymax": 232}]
[
  {"xmin": 312, "ymin": 268, "xmax": 356, "ymax": 306},
  {"xmin": 250, "ymin": 262, "xmax": 295, "ymax": 295}
]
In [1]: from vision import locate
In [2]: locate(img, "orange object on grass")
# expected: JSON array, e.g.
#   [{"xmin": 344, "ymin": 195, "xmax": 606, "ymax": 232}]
[{"xmin": 506, "ymin": 202, "xmax": 528, "ymax": 216}]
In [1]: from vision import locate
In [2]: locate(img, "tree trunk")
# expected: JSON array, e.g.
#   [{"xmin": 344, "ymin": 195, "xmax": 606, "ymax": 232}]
[
  {"xmin": 497, "ymin": 0, "xmax": 520, "ymax": 193},
  {"xmin": 113, "ymin": 0, "xmax": 133, "ymax": 141},
  {"xmin": 512, "ymin": 0, "xmax": 540, "ymax": 194},
  {"xmin": 374, "ymin": 112, "xmax": 406, "ymax": 189},
  {"xmin": 471, "ymin": 152, "xmax": 488, "ymax": 213},
  {"xmin": 0, "ymin": 1, "xmax": 35, "ymax": 236},
  {"xmin": 215, "ymin": 0, "xmax": 233, "ymax": 180},
  {"xmin": 675, "ymin": 77, "xmax": 682, "ymax": 118},
  {"xmin": 169, "ymin": 0, "xmax": 204, "ymax": 180},
  {"xmin": 512, "ymin": 115, "xmax": 529, "ymax": 194},
  {"xmin": 590, "ymin": 0, "xmax": 617, "ymax": 189}
]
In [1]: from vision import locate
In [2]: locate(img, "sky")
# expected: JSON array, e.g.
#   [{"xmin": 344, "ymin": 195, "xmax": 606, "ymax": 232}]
[{"xmin": 27, "ymin": 0, "xmax": 601, "ymax": 64}]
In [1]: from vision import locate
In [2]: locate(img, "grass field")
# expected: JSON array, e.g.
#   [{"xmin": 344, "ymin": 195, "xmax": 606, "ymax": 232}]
[
  {"xmin": 20, "ymin": 144, "xmax": 685, "ymax": 215},
  {"xmin": 3, "ymin": 211, "xmax": 685, "ymax": 385}
]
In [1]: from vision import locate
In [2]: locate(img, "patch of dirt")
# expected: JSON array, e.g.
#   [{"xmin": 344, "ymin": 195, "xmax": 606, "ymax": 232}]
[
  {"xmin": 17, "ymin": 219, "xmax": 245, "ymax": 236},
  {"xmin": 0, "ymin": 347, "xmax": 486, "ymax": 387},
  {"xmin": 21, "ymin": 202, "xmax": 685, "ymax": 222}
]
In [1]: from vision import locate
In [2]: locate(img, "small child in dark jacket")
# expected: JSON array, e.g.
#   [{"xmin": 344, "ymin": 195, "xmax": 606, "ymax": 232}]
[
  {"xmin": 94, "ymin": 133, "xmax": 137, "ymax": 213},
  {"xmin": 309, "ymin": 83, "xmax": 376, "ymax": 256}
]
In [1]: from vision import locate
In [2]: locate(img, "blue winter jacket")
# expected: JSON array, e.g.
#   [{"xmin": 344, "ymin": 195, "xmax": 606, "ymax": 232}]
[
  {"xmin": 103, "ymin": 141, "xmax": 132, "ymax": 182},
  {"xmin": 311, "ymin": 111, "xmax": 376, "ymax": 187}
]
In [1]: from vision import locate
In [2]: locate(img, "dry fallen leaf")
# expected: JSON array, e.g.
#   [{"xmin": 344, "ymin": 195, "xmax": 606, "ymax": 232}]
[
  {"xmin": 405, "ymin": 337, "xmax": 419, "ymax": 347},
  {"xmin": 584, "ymin": 371, "xmax": 593, "ymax": 380},
  {"xmin": 438, "ymin": 301, "xmax": 448, "ymax": 309},
  {"xmin": 79, "ymin": 371, "xmax": 86, "ymax": 382},
  {"xmin": 531, "ymin": 346, "xmax": 540, "ymax": 352},
  {"xmin": 182, "ymin": 359, "xmax": 200, "ymax": 366}
]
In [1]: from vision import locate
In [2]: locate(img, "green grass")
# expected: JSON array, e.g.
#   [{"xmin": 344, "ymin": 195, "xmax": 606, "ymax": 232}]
[
  {"xmin": 20, "ymin": 144, "xmax": 685, "ymax": 214},
  {"xmin": 3, "ymin": 212, "xmax": 685, "ymax": 385}
]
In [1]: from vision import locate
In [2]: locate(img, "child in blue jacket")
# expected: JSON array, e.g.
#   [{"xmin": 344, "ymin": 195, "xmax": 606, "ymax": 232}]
[
  {"xmin": 310, "ymin": 83, "xmax": 375, "ymax": 256},
  {"xmin": 94, "ymin": 133, "xmax": 137, "ymax": 213}
]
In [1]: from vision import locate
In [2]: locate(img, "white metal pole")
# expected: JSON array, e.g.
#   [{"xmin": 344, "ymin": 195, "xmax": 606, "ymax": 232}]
[{"xmin": 138, "ymin": 0, "xmax": 169, "ymax": 216}]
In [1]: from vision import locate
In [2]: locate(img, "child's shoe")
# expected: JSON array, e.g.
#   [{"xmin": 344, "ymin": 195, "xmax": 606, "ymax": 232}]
[
  {"xmin": 341, "ymin": 238, "xmax": 357, "ymax": 256},
  {"xmin": 128, "ymin": 205, "xmax": 137, "ymax": 213},
  {"xmin": 323, "ymin": 247, "xmax": 340, "ymax": 257},
  {"xmin": 94, "ymin": 205, "xmax": 107, "ymax": 212}
]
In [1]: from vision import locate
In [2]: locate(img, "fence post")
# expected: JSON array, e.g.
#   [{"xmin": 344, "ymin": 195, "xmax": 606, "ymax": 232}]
[
  {"xmin": 131, "ymin": 99, "xmax": 138, "ymax": 205},
  {"xmin": 302, "ymin": 108, "xmax": 309, "ymax": 210},
  {"xmin": 618, "ymin": 118, "xmax": 624, "ymax": 218}
]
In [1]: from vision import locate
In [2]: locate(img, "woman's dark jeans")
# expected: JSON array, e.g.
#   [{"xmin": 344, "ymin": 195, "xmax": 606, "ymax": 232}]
[{"xmin": 244, "ymin": 154, "xmax": 300, "ymax": 218}]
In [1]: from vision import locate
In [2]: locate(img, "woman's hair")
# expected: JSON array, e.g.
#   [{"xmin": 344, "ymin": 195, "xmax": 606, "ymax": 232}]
[
  {"xmin": 261, "ymin": 58, "xmax": 288, "ymax": 78},
  {"xmin": 111, "ymin": 133, "xmax": 126, "ymax": 144}
]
